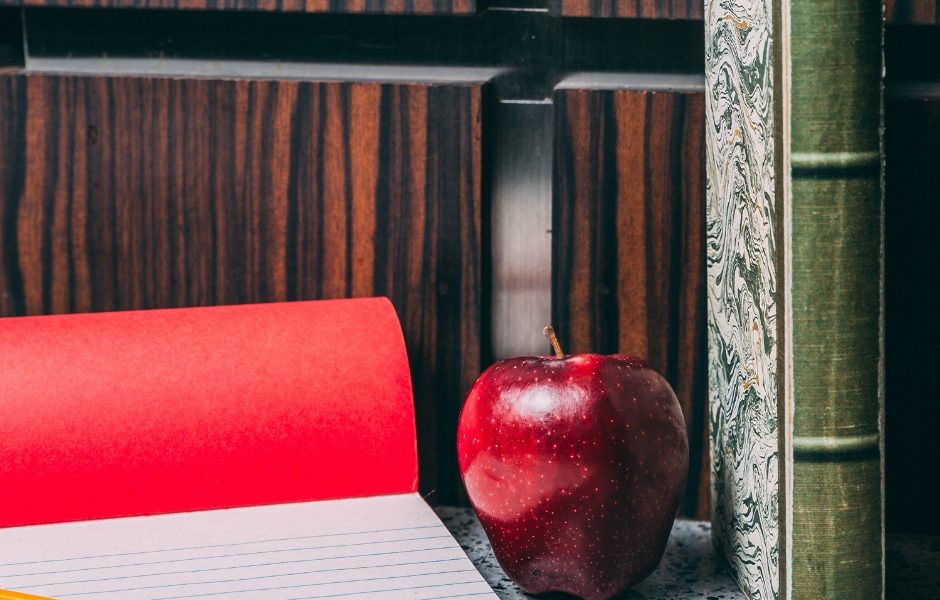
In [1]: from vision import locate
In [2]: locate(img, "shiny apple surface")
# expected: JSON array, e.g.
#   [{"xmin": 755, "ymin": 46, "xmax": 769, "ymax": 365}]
[{"xmin": 457, "ymin": 353, "xmax": 688, "ymax": 600}]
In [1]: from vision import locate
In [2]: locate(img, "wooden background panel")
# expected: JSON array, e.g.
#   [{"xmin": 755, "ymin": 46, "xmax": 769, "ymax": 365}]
[
  {"xmin": 549, "ymin": 0, "xmax": 702, "ymax": 20},
  {"xmin": 0, "ymin": 75, "xmax": 26, "ymax": 318},
  {"xmin": 1, "ymin": 0, "xmax": 475, "ymax": 14},
  {"xmin": 885, "ymin": 95, "xmax": 940, "ymax": 535},
  {"xmin": 886, "ymin": 0, "xmax": 939, "ymax": 24},
  {"xmin": 552, "ymin": 87, "xmax": 708, "ymax": 518},
  {"xmin": 0, "ymin": 73, "xmax": 482, "ymax": 505}
]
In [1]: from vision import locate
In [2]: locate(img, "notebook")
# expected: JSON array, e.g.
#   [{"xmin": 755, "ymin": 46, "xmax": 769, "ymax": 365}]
[{"xmin": 0, "ymin": 298, "xmax": 498, "ymax": 600}]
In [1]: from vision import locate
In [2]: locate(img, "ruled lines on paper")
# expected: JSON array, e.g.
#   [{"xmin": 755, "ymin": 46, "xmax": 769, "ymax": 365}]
[{"xmin": 0, "ymin": 494, "xmax": 498, "ymax": 599}]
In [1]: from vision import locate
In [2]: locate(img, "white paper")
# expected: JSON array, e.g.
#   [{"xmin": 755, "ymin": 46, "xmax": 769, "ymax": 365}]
[{"xmin": 0, "ymin": 494, "xmax": 498, "ymax": 600}]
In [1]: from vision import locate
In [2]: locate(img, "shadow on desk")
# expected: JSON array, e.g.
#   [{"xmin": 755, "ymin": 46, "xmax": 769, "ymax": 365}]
[
  {"xmin": 439, "ymin": 507, "xmax": 940, "ymax": 600},
  {"xmin": 437, "ymin": 509, "xmax": 742, "ymax": 600}
]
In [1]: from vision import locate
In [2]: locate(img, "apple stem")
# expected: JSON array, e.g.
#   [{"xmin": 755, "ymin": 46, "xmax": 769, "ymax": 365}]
[{"xmin": 543, "ymin": 326, "xmax": 565, "ymax": 358}]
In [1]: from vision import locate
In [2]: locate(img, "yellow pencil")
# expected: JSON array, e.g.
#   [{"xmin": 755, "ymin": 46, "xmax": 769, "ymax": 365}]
[{"xmin": 0, "ymin": 591, "xmax": 56, "ymax": 600}]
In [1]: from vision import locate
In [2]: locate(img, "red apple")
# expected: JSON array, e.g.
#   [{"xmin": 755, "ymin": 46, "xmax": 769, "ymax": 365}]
[{"xmin": 457, "ymin": 327, "xmax": 688, "ymax": 600}]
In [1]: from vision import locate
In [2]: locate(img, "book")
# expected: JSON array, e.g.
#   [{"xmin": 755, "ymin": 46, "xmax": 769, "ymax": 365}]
[
  {"xmin": 0, "ymin": 298, "xmax": 498, "ymax": 600},
  {"xmin": 705, "ymin": 0, "xmax": 884, "ymax": 598}
]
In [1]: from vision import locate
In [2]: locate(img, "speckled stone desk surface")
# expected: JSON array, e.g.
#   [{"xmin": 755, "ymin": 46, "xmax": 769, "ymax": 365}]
[
  {"xmin": 436, "ymin": 507, "xmax": 744, "ymax": 600},
  {"xmin": 438, "ymin": 507, "xmax": 940, "ymax": 600}
]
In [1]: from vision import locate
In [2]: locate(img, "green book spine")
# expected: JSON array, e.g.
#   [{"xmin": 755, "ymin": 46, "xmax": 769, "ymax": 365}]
[{"xmin": 789, "ymin": 0, "xmax": 884, "ymax": 598}]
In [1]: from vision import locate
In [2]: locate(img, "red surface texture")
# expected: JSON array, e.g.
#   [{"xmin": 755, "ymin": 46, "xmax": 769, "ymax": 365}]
[{"xmin": 0, "ymin": 298, "xmax": 418, "ymax": 527}]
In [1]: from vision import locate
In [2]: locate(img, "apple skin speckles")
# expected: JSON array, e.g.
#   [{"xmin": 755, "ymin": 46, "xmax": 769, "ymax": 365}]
[{"xmin": 457, "ymin": 353, "xmax": 688, "ymax": 600}]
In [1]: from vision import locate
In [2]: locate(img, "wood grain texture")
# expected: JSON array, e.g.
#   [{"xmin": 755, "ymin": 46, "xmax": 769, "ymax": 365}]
[
  {"xmin": 885, "ymin": 96, "xmax": 940, "ymax": 536},
  {"xmin": 0, "ymin": 73, "xmax": 483, "ymax": 505},
  {"xmin": 885, "ymin": 0, "xmax": 939, "ymax": 24},
  {"xmin": 549, "ymin": 0, "xmax": 702, "ymax": 19},
  {"xmin": 552, "ymin": 88, "xmax": 708, "ymax": 519},
  {"xmin": 0, "ymin": 0, "xmax": 475, "ymax": 14}
]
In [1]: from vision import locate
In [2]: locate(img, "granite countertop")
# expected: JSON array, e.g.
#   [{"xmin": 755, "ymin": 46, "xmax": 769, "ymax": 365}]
[
  {"xmin": 436, "ymin": 507, "xmax": 745, "ymax": 600},
  {"xmin": 437, "ymin": 507, "xmax": 940, "ymax": 600}
]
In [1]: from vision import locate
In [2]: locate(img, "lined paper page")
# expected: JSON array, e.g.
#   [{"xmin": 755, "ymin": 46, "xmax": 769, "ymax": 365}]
[{"xmin": 0, "ymin": 494, "xmax": 497, "ymax": 600}]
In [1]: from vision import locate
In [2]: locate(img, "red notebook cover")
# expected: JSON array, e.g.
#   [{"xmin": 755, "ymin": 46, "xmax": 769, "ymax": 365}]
[{"xmin": 0, "ymin": 298, "xmax": 418, "ymax": 528}]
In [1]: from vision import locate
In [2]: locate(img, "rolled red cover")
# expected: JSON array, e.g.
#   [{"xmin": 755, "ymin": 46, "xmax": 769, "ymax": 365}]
[{"xmin": 0, "ymin": 298, "xmax": 417, "ymax": 527}]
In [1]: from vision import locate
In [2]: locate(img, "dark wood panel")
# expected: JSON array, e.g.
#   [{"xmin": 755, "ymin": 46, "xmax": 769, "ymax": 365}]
[
  {"xmin": 552, "ymin": 88, "xmax": 708, "ymax": 518},
  {"xmin": 0, "ymin": 73, "xmax": 483, "ymax": 505},
  {"xmin": 1, "ymin": 0, "xmax": 475, "ymax": 14},
  {"xmin": 886, "ymin": 0, "xmax": 939, "ymax": 24},
  {"xmin": 885, "ymin": 95, "xmax": 940, "ymax": 535},
  {"xmin": 549, "ymin": 0, "xmax": 702, "ymax": 20}
]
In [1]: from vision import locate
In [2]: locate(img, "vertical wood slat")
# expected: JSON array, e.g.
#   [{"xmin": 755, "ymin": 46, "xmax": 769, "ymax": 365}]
[
  {"xmin": 0, "ymin": 73, "xmax": 483, "ymax": 505},
  {"xmin": 552, "ymin": 88, "xmax": 708, "ymax": 518},
  {"xmin": 0, "ymin": 0, "xmax": 476, "ymax": 15},
  {"xmin": 548, "ymin": 0, "xmax": 702, "ymax": 19}
]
